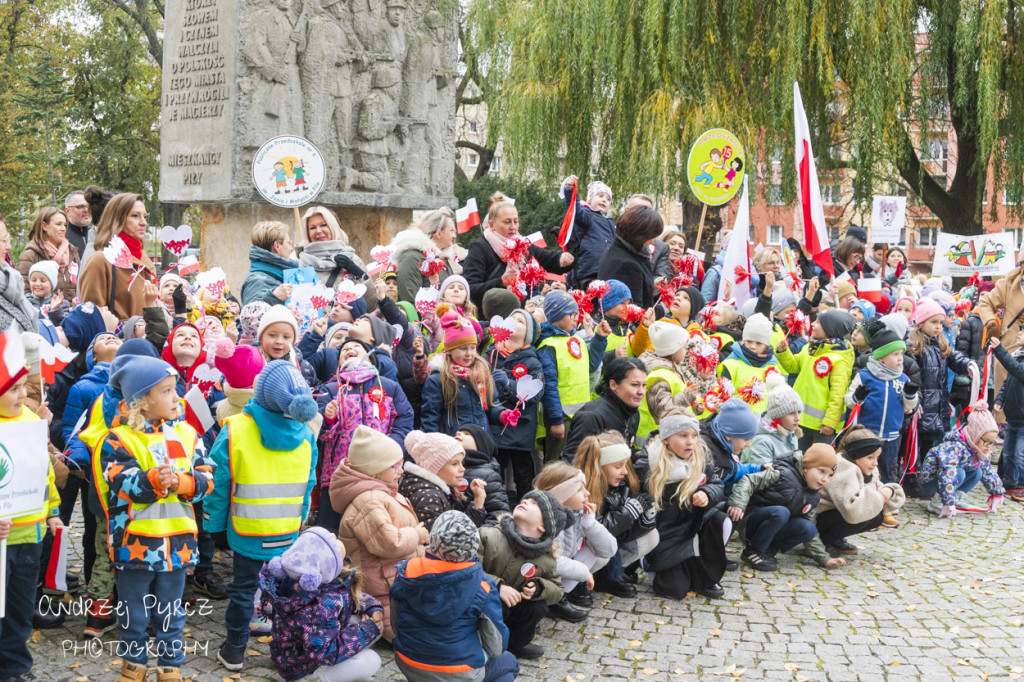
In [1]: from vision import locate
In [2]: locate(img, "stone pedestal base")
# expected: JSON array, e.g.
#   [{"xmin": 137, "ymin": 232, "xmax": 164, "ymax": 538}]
[{"xmin": 200, "ymin": 203, "xmax": 412, "ymax": 291}]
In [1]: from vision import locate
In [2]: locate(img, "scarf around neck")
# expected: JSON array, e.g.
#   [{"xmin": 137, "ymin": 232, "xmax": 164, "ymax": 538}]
[
  {"xmin": 499, "ymin": 515, "xmax": 552, "ymax": 560},
  {"xmin": 666, "ymin": 457, "xmax": 692, "ymax": 484},
  {"xmin": 120, "ymin": 232, "xmax": 144, "ymax": 260},
  {"xmin": 43, "ymin": 238, "xmax": 70, "ymax": 268},
  {"xmin": 483, "ymin": 227, "xmax": 509, "ymax": 260},
  {"xmin": 867, "ymin": 358, "xmax": 903, "ymax": 381}
]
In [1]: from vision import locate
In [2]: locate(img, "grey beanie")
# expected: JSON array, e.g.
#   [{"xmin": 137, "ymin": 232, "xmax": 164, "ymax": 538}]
[
  {"xmin": 771, "ymin": 289, "xmax": 797, "ymax": 317},
  {"xmin": 429, "ymin": 511, "xmax": 480, "ymax": 563},
  {"xmin": 764, "ymin": 373, "xmax": 803, "ymax": 423}
]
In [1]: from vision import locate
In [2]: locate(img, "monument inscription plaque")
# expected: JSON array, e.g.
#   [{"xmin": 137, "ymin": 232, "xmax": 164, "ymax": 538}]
[{"xmin": 160, "ymin": 0, "xmax": 458, "ymax": 209}]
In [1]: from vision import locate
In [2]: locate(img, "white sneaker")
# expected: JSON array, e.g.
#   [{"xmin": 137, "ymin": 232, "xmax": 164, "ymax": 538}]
[
  {"xmin": 926, "ymin": 497, "xmax": 943, "ymax": 515},
  {"xmin": 249, "ymin": 614, "xmax": 271, "ymax": 634}
]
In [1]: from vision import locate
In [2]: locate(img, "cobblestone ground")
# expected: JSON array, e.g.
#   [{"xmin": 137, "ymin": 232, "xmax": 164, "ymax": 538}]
[{"xmin": 28, "ymin": 489, "xmax": 1024, "ymax": 681}]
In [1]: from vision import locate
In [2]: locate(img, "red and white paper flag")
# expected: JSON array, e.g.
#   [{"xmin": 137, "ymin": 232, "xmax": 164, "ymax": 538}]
[
  {"xmin": 794, "ymin": 81, "xmax": 834, "ymax": 277},
  {"xmin": 38, "ymin": 339, "xmax": 77, "ymax": 384},
  {"xmin": 524, "ymin": 231, "xmax": 547, "ymax": 248},
  {"xmin": 44, "ymin": 526, "xmax": 69, "ymax": 592},
  {"xmin": 183, "ymin": 385, "xmax": 215, "ymax": 435},
  {"xmin": 557, "ymin": 182, "xmax": 577, "ymax": 250},
  {"xmin": 456, "ymin": 197, "xmax": 480, "ymax": 234},
  {"xmin": 858, "ymin": 276, "xmax": 883, "ymax": 305},
  {"xmin": 163, "ymin": 424, "xmax": 190, "ymax": 462},
  {"xmin": 176, "ymin": 255, "xmax": 200, "ymax": 276}
]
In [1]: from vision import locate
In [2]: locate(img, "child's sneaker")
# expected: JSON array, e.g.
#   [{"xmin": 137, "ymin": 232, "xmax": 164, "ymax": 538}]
[
  {"xmin": 926, "ymin": 496, "xmax": 944, "ymax": 515},
  {"xmin": 882, "ymin": 512, "xmax": 900, "ymax": 527},
  {"xmin": 115, "ymin": 661, "xmax": 149, "ymax": 682},
  {"xmin": 510, "ymin": 643, "xmax": 544, "ymax": 660},
  {"xmin": 827, "ymin": 539, "xmax": 859, "ymax": 557},
  {"xmin": 218, "ymin": 642, "xmax": 246, "ymax": 671},
  {"xmin": 955, "ymin": 491, "xmax": 968, "ymax": 506},
  {"xmin": 155, "ymin": 667, "xmax": 183, "ymax": 682},
  {"xmin": 1011, "ymin": 492, "xmax": 1024, "ymax": 503},
  {"xmin": 740, "ymin": 547, "xmax": 778, "ymax": 571},
  {"xmin": 249, "ymin": 613, "xmax": 272, "ymax": 634}
]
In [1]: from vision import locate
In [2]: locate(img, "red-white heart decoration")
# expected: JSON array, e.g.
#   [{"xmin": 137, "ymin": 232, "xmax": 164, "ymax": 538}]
[
  {"xmin": 103, "ymin": 236, "xmax": 133, "ymax": 269},
  {"xmin": 161, "ymin": 224, "xmax": 193, "ymax": 258},
  {"xmin": 192, "ymin": 363, "xmax": 222, "ymax": 397},
  {"xmin": 194, "ymin": 267, "xmax": 227, "ymax": 300},
  {"xmin": 489, "ymin": 315, "xmax": 518, "ymax": 343}
]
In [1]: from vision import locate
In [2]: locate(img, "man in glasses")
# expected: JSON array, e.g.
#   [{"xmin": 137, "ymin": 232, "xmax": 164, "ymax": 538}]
[{"xmin": 64, "ymin": 190, "xmax": 94, "ymax": 261}]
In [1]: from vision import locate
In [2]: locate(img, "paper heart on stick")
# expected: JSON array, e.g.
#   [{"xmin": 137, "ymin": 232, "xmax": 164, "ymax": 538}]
[
  {"xmin": 103, "ymin": 236, "xmax": 134, "ymax": 269},
  {"xmin": 160, "ymin": 224, "xmax": 193, "ymax": 257},
  {"xmin": 414, "ymin": 287, "xmax": 439, "ymax": 315},
  {"xmin": 192, "ymin": 364, "xmax": 223, "ymax": 397},
  {"xmin": 515, "ymin": 375, "xmax": 543, "ymax": 404},
  {"xmin": 489, "ymin": 315, "xmax": 518, "ymax": 343},
  {"xmin": 334, "ymin": 279, "xmax": 367, "ymax": 305},
  {"xmin": 194, "ymin": 267, "xmax": 227, "ymax": 300}
]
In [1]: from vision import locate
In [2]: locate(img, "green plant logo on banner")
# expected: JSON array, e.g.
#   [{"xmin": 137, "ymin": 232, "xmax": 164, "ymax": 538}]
[
  {"xmin": 0, "ymin": 444, "xmax": 14, "ymax": 490},
  {"xmin": 686, "ymin": 129, "xmax": 746, "ymax": 206}
]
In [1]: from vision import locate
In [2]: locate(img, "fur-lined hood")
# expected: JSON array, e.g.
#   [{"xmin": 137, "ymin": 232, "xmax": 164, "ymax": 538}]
[
  {"xmin": 389, "ymin": 227, "xmax": 465, "ymax": 274},
  {"xmin": 402, "ymin": 461, "xmax": 452, "ymax": 496}
]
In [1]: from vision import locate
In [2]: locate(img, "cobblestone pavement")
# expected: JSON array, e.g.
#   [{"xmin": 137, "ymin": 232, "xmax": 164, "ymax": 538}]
[{"xmin": 28, "ymin": 489, "xmax": 1024, "ymax": 681}]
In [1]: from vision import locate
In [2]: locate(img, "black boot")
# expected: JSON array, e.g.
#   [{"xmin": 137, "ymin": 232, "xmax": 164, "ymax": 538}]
[
  {"xmin": 547, "ymin": 598, "xmax": 587, "ymax": 622},
  {"xmin": 566, "ymin": 583, "xmax": 593, "ymax": 607},
  {"xmin": 593, "ymin": 575, "xmax": 636, "ymax": 598},
  {"xmin": 32, "ymin": 593, "xmax": 65, "ymax": 629}
]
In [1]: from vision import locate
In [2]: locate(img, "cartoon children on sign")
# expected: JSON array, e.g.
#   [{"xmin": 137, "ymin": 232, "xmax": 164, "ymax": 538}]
[
  {"xmin": 686, "ymin": 129, "xmax": 746, "ymax": 206},
  {"xmin": 271, "ymin": 161, "xmax": 289, "ymax": 194},
  {"xmin": 252, "ymin": 135, "xmax": 327, "ymax": 208},
  {"xmin": 269, "ymin": 157, "xmax": 311, "ymax": 194}
]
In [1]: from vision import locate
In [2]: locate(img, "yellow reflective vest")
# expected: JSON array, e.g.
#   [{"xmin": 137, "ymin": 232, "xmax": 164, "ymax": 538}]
[
  {"xmin": 718, "ymin": 359, "xmax": 784, "ymax": 414},
  {"xmin": 225, "ymin": 413, "xmax": 312, "ymax": 538},
  {"xmin": 777, "ymin": 344, "xmax": 855, "ymax": 431},
  {"xmin": 1, "ymin": 408, "xmax": 59, "ymax": 545},
  {"xmin": 637, "ymin": 367, "xmax": 685, "ymax": 440},
  {"xmin": 109, "ymin": 422, "xmax": 199, "ymax": 538}
]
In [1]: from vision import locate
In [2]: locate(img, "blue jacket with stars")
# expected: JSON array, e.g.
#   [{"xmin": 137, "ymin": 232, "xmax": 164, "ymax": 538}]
[{"xmin": 100, "ymin": 417, "xmax": 216, "ymax": 572}]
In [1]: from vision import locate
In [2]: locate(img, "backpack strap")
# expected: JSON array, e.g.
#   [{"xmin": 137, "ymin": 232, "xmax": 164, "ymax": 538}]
[{"xmin": 108, "ymin": 262, "xmax": 118, "ymax": 312}]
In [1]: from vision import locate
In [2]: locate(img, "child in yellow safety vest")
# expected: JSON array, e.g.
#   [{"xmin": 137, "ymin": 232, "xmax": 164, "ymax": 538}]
[
  {"xmin": 629, "ymin": 284, "xmax": 706, "ymax": 356},
  {"xmin": 205, "ymin": 359, "xmax": 318, "ymax": 674},
  {"xmin": 718, "ymin": 314, "xmax": 787, "ymax": 414},
  {"xmin": 776, "ymin": 309, "xmax": 857, "ymax": 452},
  {"xmin": 0, "ymin": 339, "xmax": 62, "ymax": 682},
  {"xmin": 100, "ymin": 355, "xmax": 215, "ymax": 682}
]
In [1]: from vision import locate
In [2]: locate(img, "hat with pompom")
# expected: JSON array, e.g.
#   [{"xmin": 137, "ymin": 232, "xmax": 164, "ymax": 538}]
[
  {"xmin": 405, "ymin": 429, "xmax": 464, "ymax": 476},
  {"xmin": 963, "ymin": 401, "xmax": 999, "ymax": 453},
  {"xmin": 764, "ymin": 372, "xmax": 803, "ymax": 423},
  {"xmin": 213, "ymin": 337, "xmax": 265, "ymax": 390},
  {"xmin": 253, "ymin": 360, "xmax": 318, "ymax": 422},
  {"xmin": 267, "ymin": 527, "xmax": 345, "ymax": 591},
  {"xmin": 440, "ymin": 310, "xmax": 477, "ymax": 351}
]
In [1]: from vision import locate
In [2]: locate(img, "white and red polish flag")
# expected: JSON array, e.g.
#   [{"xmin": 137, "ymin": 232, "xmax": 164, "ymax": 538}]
[
  {"xmin": 183, "ymin": 385, "xmax": 215, "ymax": 435},
  {"xmin": 556, "ymin": 182, "xmax": 577, "ymax": 250},
  {"xmin": 794, "ymin": 81, "xmax": 834, "ymax": 277},
  {"xmin": 456, "ymin": 198, "xmax": 480, "ymax": 234}
]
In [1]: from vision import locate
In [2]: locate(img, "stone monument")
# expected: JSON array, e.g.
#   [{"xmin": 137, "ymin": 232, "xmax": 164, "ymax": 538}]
[{"xmin": 159, "ymin": 0, "xmax": 458, "ymax": 287}]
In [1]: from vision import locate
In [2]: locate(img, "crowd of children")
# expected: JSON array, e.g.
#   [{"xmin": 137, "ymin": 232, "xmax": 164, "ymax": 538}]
[{"xmin": 0, "ymin": 199, "xmax": 1018, "ymax": 682}]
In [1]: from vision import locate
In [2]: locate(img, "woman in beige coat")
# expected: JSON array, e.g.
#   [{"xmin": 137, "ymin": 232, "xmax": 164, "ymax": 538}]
[
  {"xmin": 329, "ymin": 425, "xmax": 428, "ymax": 641},
  {"xmin": 979, "ymin": 263, "xmax": 1024, "ymax": 413}
]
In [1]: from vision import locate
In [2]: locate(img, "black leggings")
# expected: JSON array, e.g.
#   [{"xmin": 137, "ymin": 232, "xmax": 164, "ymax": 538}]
[
  {"xmin": 495, "ymin": 448, "xmax": 536, "ymax": 503},
  {"xmin": 816, "ymin": 508, "xmax": 885, "ymax": 548},
  {"xmin": 652, "ymin": 511, "xmax": 730, "ymax": 600}
]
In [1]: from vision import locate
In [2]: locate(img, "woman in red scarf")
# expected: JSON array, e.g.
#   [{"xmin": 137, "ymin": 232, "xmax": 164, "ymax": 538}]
[
  {"xmin": 16, "ymin": 207, "xmax": 80, "ymax": 301},
  {"xmin": 78, "ymin": 192, "xmax": 159, "ymax": 320}
]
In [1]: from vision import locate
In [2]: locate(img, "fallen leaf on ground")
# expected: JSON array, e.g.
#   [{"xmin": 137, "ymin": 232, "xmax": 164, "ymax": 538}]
[
  {"xmin": 866, "ymin": 591, "xmax": 880, "ymax": 598},
  {"xmin": 642, "ymin": 669, "xmax": 660, "ymax": 675},
  {"xmin": 628, "ymin": 640, "xmax": 642, "ymax": 646},
  {"xmin": 256, "ymin": 636, "xmax": 272, "ymax": 643},
  {"xmin": 785, "ymin": 662, "xmax": 800, "ymax": 672},
  {"xmin": 906, "ymin": 604, "xmax": 917, "ymax": 612},
  {"xmin": 246, "ymin": 649, "xmax": 262, "ymax": 656},
  {"xmin": 30, "ymin": 631, "xmax": 42, "ymax": 644},
  {"xmin": 709, "ymin": 628, "xmax": 722, "ymax": 636}
]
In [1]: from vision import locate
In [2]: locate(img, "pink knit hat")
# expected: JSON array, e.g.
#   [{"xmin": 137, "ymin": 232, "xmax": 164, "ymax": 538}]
[
  {"xmin": 912, "ymin": 297, "xmax": 945, "ymax": 325},
  {"xmin": 895, "ymin": 296, "xmax": 917, "ymax": 315},
  {"xmin": 441, "ymin": 310, "xmax": 478, "ymax": 351},
  {"xmin": 962, "ymin": 401, "xmax": 999, "ymax": 452},
  {"xmin": 213, "ymin": 338, "xmax": 266, "ymax": 390},
  {"xmin": 405, "ymin": 430, "xmax": 465, "ymax": 475}
]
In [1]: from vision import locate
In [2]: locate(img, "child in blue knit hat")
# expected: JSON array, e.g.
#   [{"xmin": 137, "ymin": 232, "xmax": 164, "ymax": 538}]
[
  {"xmin": 599, "ymin": 279, "xmax": 634, "ymax": 361},
  {"xmin": 99, "ymin": 355, "xmax": 216, "ymax": 682},
  {"xmin": 205, "ymin": 360, "xmax": 319, "ymax": 673}
]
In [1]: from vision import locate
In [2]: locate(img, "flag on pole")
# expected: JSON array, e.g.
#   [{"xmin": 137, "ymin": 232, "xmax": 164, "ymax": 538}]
[
  {"xmin": 556, "ymin": 181, "xmax": 578, "ymax": 250},
  {"xmin": 858, "ymin": 276, "xmax": 883, "ymax": 305},
  {"xmin": 163, "ymin": 424, "xmax": 189, "ymax": 461},
  {"xmin": 455, "ymin": 198, "xmax": 480, "ymax": 234},
  {"xmin": 0, "ymin": 323, "xmax": 27, "ymax": 395},
  {"xmin": 794, "ymin": 82, "xmax": 834, "ymax": 277},
  {"xmin": 718, "ymin": 178, "xmax": 753, "ymax": 308},
  {"xmin": 183, "ymin": 385, "xmax": 215, "ymax": 435},
  {"xmin": 44, "ymin": 526, "xmax": 68, "ymax": 592},
  {"xmin": 38, "ymin": 339, "xmax": 77, "ymax": 384}
]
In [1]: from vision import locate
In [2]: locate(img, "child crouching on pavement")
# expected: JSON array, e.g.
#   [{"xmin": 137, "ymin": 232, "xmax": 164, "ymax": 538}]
[
  {"xmin": 726, "ymin": 444, "xmax": 845, "ymax": 572},
  {"xmin": 479, "ymin": 490, "xmax": 573, "ymax": 660},
  {"xmin": 0, "ymin": 343, "xmax": 62, "ymax": 682},
  {"xmin": 816, "ymin": 426, "xmax": 906, "ymax": 558},
  {"xmin": 391, "ymin": 511, "xmax": 520, "ymax": 682},
  {"xmin": 100, "ymin": 356, "xmax": 215, "ymax": 682},
  {"xmin": 259, "ymin": 527, "xmax": 384, "ymax": 682}
]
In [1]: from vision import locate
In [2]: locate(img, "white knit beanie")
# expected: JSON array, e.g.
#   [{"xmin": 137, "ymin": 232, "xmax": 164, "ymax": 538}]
[
  {"xmin": 256, "ymin": 304, "xmax": 299, "ymax": 343},
  {"xmin": 742, "ymin": 313, "xmax": 773, "ymax": 346},
  {"xmin": 649, "ymin": 320, "xmax": 688, "ymax": 358}
]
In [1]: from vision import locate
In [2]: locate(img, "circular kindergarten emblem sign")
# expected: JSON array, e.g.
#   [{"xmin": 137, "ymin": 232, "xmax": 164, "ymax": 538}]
[
  {"xmin": 252, "ymin": 135, "xmax": 326, "ymax": 208},
  {"xmin": 686, "ymin": 128, "xmax": 746, "ymax": 206},
  {"xmin": 0, "ymin": 444, "xmax": 14, "ymax": 490}
]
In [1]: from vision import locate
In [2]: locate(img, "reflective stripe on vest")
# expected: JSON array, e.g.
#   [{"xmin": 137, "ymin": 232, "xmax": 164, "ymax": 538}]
[
  {"xmin": 226, "ymin": 413, "xmax": 312, "ymax": 537},
  {"xmin": 537, "ymin": 336, "xmax": 591, "ymax": 415},
  {"xmin": 637, "ymin": 367, "xmax": 685, "ymax": 438},
  {"xmin": 109, "ymin": 422, "xmax": 199, "ymax": 538},
  {"xmin": 792, "ymin": 348, "xmax": 850, "ymax": 430},
  {"xmin": 83, "ymin": 397, "xmax": 114, "ymax": 514},
  {"xmin": 3, "ymin": 408, "xmax": 54, "ymax": 527}
]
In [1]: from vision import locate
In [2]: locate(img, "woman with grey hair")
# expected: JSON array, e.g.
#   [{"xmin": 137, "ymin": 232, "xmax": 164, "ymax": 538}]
[
  {"xmin": 389, "ymin": 206, "xmax": 464, "ymax": 303},
  {"xmin": 297, "ymin": 205, "xmax": 368, "ymax": 287}
]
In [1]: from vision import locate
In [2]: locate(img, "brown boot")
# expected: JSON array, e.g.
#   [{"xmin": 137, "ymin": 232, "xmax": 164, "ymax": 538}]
[
  {"xmin": 155, "ymin": 666, "xmax": 183, "ymax": 682},
  {"xmin": 882, "ymin": 512, "xmax": 900, "ymax": 528},
  {"xmin": 116, "ymin": 660, "xmax": 149, "ymax": 682}
]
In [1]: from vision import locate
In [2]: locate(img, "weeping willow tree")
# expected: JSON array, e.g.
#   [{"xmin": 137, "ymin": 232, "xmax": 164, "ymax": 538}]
[{"xmin": 467, "ymin": 0, "xmax": 1023, "ymax": 235}]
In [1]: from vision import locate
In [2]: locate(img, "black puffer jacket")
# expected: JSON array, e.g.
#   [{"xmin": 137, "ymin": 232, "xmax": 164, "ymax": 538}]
[
  {"xmin": 458, "ymin": 423, "xmax": 509, "ymax": 527},
  {"xmin": 911, "ymin": 336, "xmax": 971, "ymax": 434},
  {"xmin": 956, "ymin": 313, "xmax": 986, "ymax": 368},
  {"xmin": 598, "ymin": 480, "xmax": 656, "ymax": 544},
  {"xmin": 563, "ymin": 392, "xmax": 640, "ymax": 463},
  {"xmin": 748, "ymin": 454, "xmax": 819, "ymax": 519},
  {"xmin": 993, "ymin": 345, "xmax": 1024, "ymax": 423},
  {"xmin": 646, "ymin": 458, "xmax": 725, "ymax": 572},
  {"xmin": 597, "ymin": 236, "xmax": 655, "ymax": 310}
]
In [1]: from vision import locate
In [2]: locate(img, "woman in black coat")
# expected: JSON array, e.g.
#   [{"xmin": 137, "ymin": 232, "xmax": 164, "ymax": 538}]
[
  {"xmin": 461, "ymin": 192, "xmax": 575, "ymax": 311},
  {"xmin": 596, "ymin": 205, "xmax": 664, "ymax": 310},
  {"xmin": 563, "ymin": 357, "xmax": 647, "ymax": 462}
]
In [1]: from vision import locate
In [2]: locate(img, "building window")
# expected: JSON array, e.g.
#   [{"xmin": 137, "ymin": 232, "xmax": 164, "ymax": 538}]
[
  {"xmin": 1004, "ymin": 185, "xmax": 1020, "ymax": 206},
  {"xmin": 768, "ymin": 184, "xmax": 785, "ymax": 205},
  {"xmin": 467, "ymin": 121, "xmax": 478, "ymax": 134},
  {"xmin": 982, "ymin": 182, "xmax": 988, "ymax": 205},
  {"xmin": 822, "ymin": 183, "xmax": 841, "ymax": 205},
  {"xmin": 489, "ymin": 155, "xmax": 502, "ymax": 174},
  {"xmin": 923, "ymin": 138, "xmax": 948, "ymax": 174},
  {"xmin": 768, "ymin": 225, "xmax": 784, "ymax": 245},
  {"xmin": 899, "ymin": 228, "xmax": 906, "ymax": 245},
  {"xmin": 1007, "ymin": 228, "xmax": 1023, "ymax": 249},
  {"xmin": 592, "ymin": 135, "xmax": 600, "ymax": 148},
  {"xmin": 917, "ymin": 226, "xmax": 938, "ymax": 247},
  {"xmin": 828, "ymin": 226, "xmax": 842, "ymax": 242},
  {"xmin": 591, "ymin": 164, "xmax": 600, "ymax": 176},
  {"xmin": 467, "ymin": 153, "xmax": 479, "ymax": 167}
]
